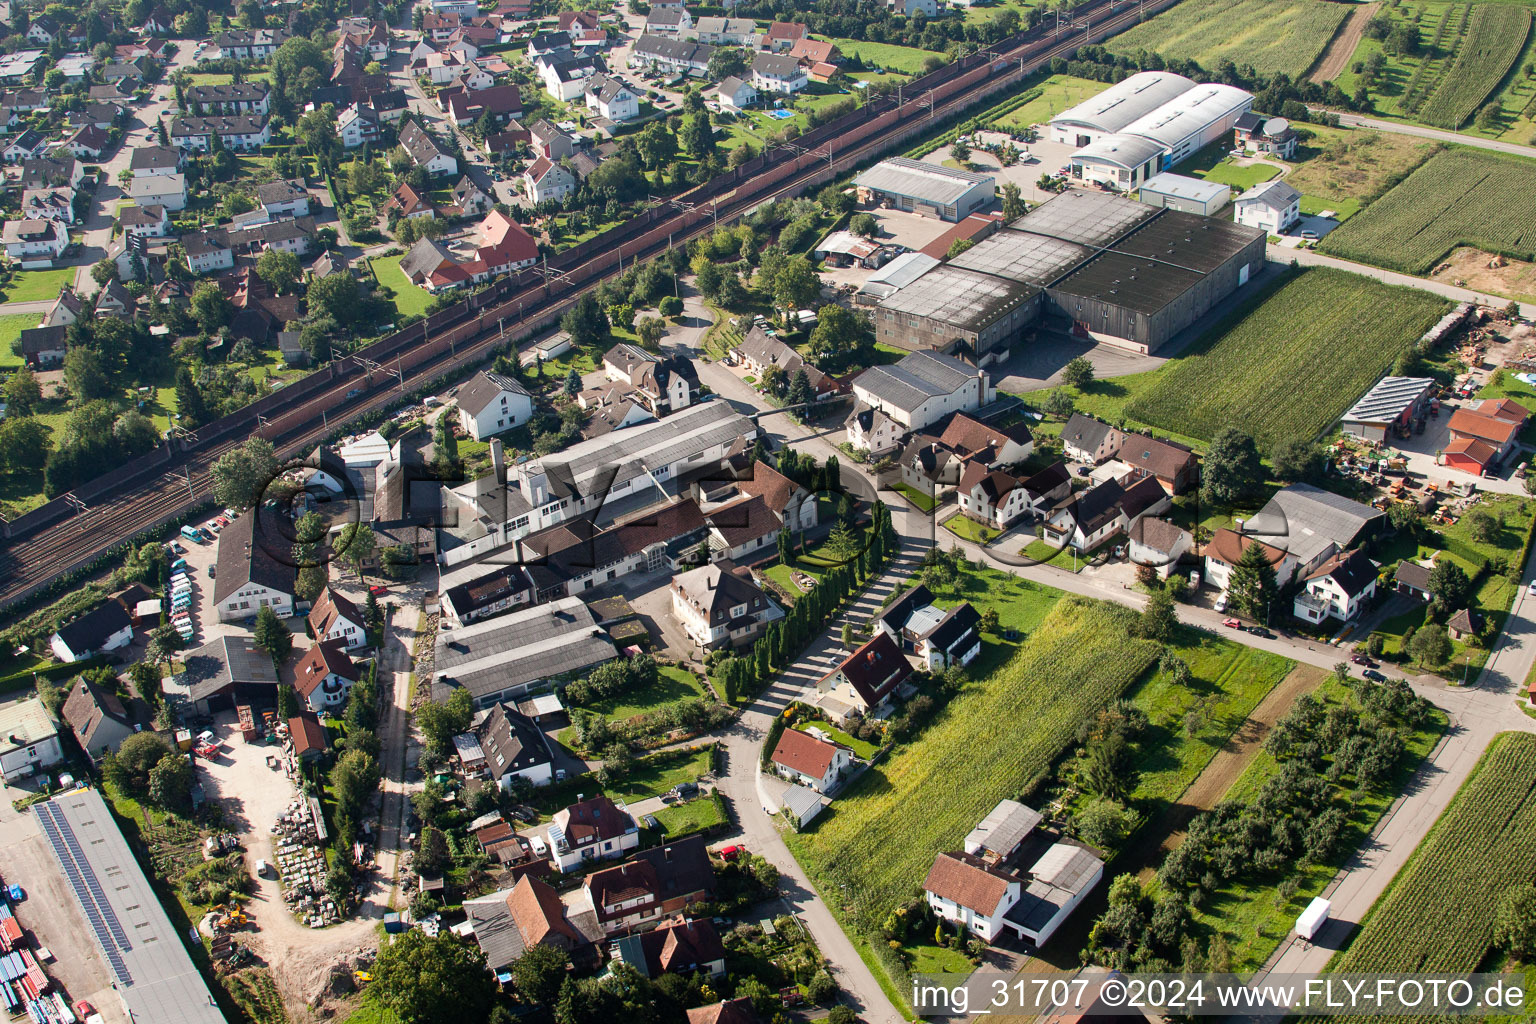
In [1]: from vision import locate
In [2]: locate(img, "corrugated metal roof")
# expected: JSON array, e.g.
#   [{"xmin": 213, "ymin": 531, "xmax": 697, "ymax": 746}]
[
  {"xmin": 853, "ymin": 156, "xmax": 995, "ymax": 206},
  {"xmin": 1049, "ymin": 70, "xmax": 1196, "ymax": 133},
  {"xmin": 853, "ymin": 351, "xmax": 983, "ymax": 411},
  {"xmin": 1341, "ymin": 376, "xmax": 1436, "ymax": 425},
  {"xmin": 1121, "ymin": 82, "xmax": 1251, "ymax": 147},
  {"xmin": 876, "ymin": 264, "xmax": 1037, "ymax": 332},
  {"xmin": 1071, "ymin": 131, "xmax": 1165, "ymax": 170},
  {"xmin": 1140, "ymin": 172, "xmax": 1230, "ymax": 203},
  {"xmin": 949, "ymin": 228, "xmax": 1093, "ymax": 285}
]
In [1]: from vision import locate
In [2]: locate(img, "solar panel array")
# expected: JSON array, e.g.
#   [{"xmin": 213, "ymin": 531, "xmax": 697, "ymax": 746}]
[{"xmin": 34, "ymin": 801, "xmax": 133, "ymax": 986}]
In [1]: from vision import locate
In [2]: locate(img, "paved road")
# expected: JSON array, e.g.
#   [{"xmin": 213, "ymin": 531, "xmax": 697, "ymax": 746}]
[
  {"xmin": 1280, "ymin": 245, "xmax": 1536, "ymax": 319},
  {"xmin": 1327, "ymin": 111, "xmax": 1536, "ymax": 160}
]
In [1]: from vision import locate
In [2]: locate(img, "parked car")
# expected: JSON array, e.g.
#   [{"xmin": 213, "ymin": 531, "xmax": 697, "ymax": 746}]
[
  {"xmin": 642, "ymin": 813, "xmax": 662, "ymax": 831},
  {"xmin": 369, "ymin": 584, "xmax": 388, "ymax": 596},
  {"xmin": 1249, "ymin": 627, "xmax": 1273, "ymax": 639},
  {"xmin": 1213, "ymin": 593, "xmax": 1228, "ymax": 612},
  {"xmin": 1351, "ymin": 654, "xmax": 1376, "ymax": 667},
  {"xmin": 716, "ymin": 844, "xmax": 743, "ymax": 861},
  {"xmin": 1362, "ymin": 669, "xmax": 1387, "ymax": 682},
  {"xmin": 1527, "ymin": 579, "xmax": 1536, "ymax": 597},
  {"xmin": 1222, "ymin": 617, "xmax": 1241, "ymax": 628}
]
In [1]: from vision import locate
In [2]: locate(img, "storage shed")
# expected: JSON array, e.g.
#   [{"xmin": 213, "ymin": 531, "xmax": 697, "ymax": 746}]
[
  {"xmin": 1339, "ymin": 376, "xmax": 1436, "ymax": 442},
  {"xmin": 1137, "ymin": 172, "xmax": 1230, "ymax": 215}
]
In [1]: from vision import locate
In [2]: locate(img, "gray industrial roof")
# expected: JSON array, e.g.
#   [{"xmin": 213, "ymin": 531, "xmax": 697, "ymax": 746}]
[
  {"xmin": 1005, "ymin": 842, "xmax": 1103, "ymax": 935},
  {"xmin": 1121, "ymin": 82, "xmax": 1251, "ymax": 147},
  {"xmin": 1072, "ymin": 131, "xmax": 1166, "ymax": 171},
  {"xmin": 1010, "ymin": 189, "xmax": 1158, "ymax": 248},
  {"xmin": 434, "ymin": 597, "xmax": 617, "ymax": 700},
  {"xmin": 36, "ymin": 789, "xmax": 229, "ymax": 1024},
  {"xmin": 1048, "ymin": 249, "xmax": 1204, "ymax": 316},
  {"xmin": 877, "ymin": 264, "xmax": 1037, "ymax": 332},
  {"xmin": 948, "ymin": 228, "xmax": 1094, "ymax": 286},
  {"xmin": 1049, "ymin": 71, "xmax": 1195, "ymax": 133},
  {"xmin": 854, "ymin": 351, "xmax": 981, "ymax": 412},
  {"xmin": 521, "ymin": 399, "xmax": 754, "ymax": 499},
  {"xmin": 965, "ymin": 799, "xmax": 1042, "ymax": 858},
  {"xmin": 1342, "ymin": 377, "xmax": 1437, "ymax": 425},
  {"xmin": 1140, "ymin": 172, "xmax": 1230, "ymax": 203},
  {"xmin": 1243, "ymin": 483, "xmax": 1384, "ymax": 567},
  {"xmin": 1107, "ymin": 211, "xmax": 1261, "ymax": 274},
  {"xmin": 854, "ymin": 156, "xmax": 995, "ymax": 207}
]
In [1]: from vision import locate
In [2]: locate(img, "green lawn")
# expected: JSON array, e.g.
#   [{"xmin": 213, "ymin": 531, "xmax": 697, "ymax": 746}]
[
  {"xmin": 558, "ymin": 666, "xmax": 709, "ymax": 745},
  {"xmin": 651, "ymin": 793, "xmax": 727, "ymax": 836},
  {"xmin": 1013, "ymin": 373, "xmax": 1207, "ymax": 454},
  {"xmin": 906, "ymin": 938, "xmax": 974, "ymax": 974},
  {"xmin": 1021, "ymin": 538, "xmax": 1090, "ymax": 571},
  {"xmin": 942, "ymin": 515, "xmax": 1001, "ymax": 545},
  {"xmin": 0, "ymin": 267, "xmax": 76, "ymax": 304},
  {"xmin": 0, "ymin": 312, "xmax": 36, "ymax": 369},
  {"xmin": 821, "ymin": 37, "xmax": 942, "ymax": 73},
  {"xmin": 796, "ymin": 721, "xmax": 878, "ymax": 760},
  {"xmin": 530, "ymin": 746, "xmax": 714, "ymax": 816},
  {"xmin": 891, "ymin": 482, "xmax": 938, "ymax": 512},
  {"xmin": 1187, "ymin": 677, "xmax": 1448, "ymax": 970},
  {"xmin": 341, "ymin": 998, "xmax": 403, "ymax": 1024},
  {"xmin": 368, "ymin": 255, "xmax": 432, "ymax": 317},
  {"xmin": 994, "ymin": 74, "xmax": 1109, "ymax": 132}
]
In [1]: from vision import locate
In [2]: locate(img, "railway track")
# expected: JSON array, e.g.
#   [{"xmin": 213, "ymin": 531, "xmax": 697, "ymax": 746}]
[{"xmin": 0, "ymin": 0, "xmax": 1170, "ymax": 617}]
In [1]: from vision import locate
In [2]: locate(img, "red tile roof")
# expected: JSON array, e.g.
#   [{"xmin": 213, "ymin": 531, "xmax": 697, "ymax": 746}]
[
  {"xmin": 923, "ymin": 850, "xmax": 1017, "ymax": 915},
  {"xmin": 771, "ymin": 727, "xmax": 848, "ymax": 779},
  {"xmin": 288, "ymin": 712, "xmax": 328, "ymax": 757},
  {"xmin": 284, "ymin": 640, "xmax": 361, "ymax": 698},
  {"xmin": 1448, "ymin": 408, "xmax": 1519, "ymax": 446}
]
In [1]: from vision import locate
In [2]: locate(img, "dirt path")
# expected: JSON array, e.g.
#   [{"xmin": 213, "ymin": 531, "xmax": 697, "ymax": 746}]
[
  {"xmin": 1310, "ymin": 2, "xmax": 1380, "ymax": 83},
  {"xmin": 1136, "ymin": 664, "xmax": 1329, "ymax": 880}
]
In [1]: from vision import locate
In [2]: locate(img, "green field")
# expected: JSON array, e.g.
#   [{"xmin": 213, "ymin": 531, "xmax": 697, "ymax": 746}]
[
  {"xmin": 1319, "ymin": 147, "xmax": 1536, "ymax": 274},
  {"xmin": 1103, "ymin": 0, "xmax": 1350, "ymax": 76},
  {"xmin": 1328, "ymin": 732, "xmax": 1536, "ymax": 982},
  {"xmin": 0, "ymin": 267, "xmax": 76, "ymax": 304},
  {"xmin": 822, "ymin": 38, "xmax": 943, "ymax": 74},
  {"xmin": 1417, "ymin": 4, "xmax": 1533, "ymax": 128},
  {"xmin": 558, "ymin": 666, "xmax": 710, "ymax": 746},
  {"xmin": 994, "ymin": 74, "xmax": 1108, "ymax": 130},
  {"xmin": 0, "ymin": 313, "xmax": 35, "ymax": 369},
  {"xmin": 368, "ymin": 255, "xmax": 433, "ymax": 317},
  {"xmin": 786, "ymin": 596, "xmax": 1159, "ymax": 922},
  {"xmin": 1126, "ymin": 268, "xmax": 1451, "ymax": 448}
]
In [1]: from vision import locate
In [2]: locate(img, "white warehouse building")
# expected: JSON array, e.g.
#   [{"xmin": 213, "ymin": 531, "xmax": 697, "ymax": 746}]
[
  {"xmin": 1069, "ymin": 132, "xmax": 1165, "ymax": 192},
  {"xmin": 1048, "ymin": 70, "xmax": 1196, "ymax": 147},
  {"xmin": 1118, "ymin": 81, "xmax": 1253, "ymax": 166}
]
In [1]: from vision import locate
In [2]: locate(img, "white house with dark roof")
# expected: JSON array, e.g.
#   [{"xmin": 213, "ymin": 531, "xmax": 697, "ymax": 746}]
[
  {"xmin": 750, "ymin": 51, "xmax": 807, "ymax": 94},
  {"xmin": 716, "ymin": 75, "xmax": 756, "ymax": 112},
  {"xmin": 524, "ymin": 156, "xmax": 576, "ymax": 203},
  {"xmin": 212, "ymin": 512, "xmax": 294, "ymax": 621},
  {"xmin": 876, "ymin": 585, "xmax": 982, "ymax": 670},
  {"xmin": 50, "ymin": 599, "xmax": 134, "ymax": 662},
  {"xmin": 400, "ymin": 120, "xmax": 459, "ymax": 177},
  {"xmin": 119, "ymin": 203, "xmax": 169, "ymax": 238},
  {"xmin": 1040, "ymin": 472, "xmax": 1170, "ymax": 553},
  {"xmin": 169, "ymin": 114, "xmax": 271, "ymax": 151},
  {"xmin": 848, "ymin": 351, "xmax": 991, "ymax": 446},
  {"xmin": 1, "ymin": 218, "xmax": 67, "ymax": 265},
  {"xmin": 285, "ymin": 639, "xmax": 362, "ymax": 713},
  {"xmin": 457, "ymin": 369, "xmax": 534, "ymax": 440},
  {"xmin": 1293, "ymin": 548, "xmax": 1377, "ymax": 624},
  {"xmin": 670, "ymin": 561, "xmax": 782, "ymax": 650},
  {"xmin": 815, "ymin": 631, "xmax": 912, "ymax": 723},
  {"xmin": 256, "ymin": 179, "xmax": 311, "ymax": 219},
  {"xmin": 584, "ymin": 74, "xmax": 639, "ymax": 121},
  {"xmin": 474, "ymin": 701, "xmax": 555, "ymax": 788},
  {"xmin": 1127, "ymin": 516, "xmax": 1191, "ymax": 576},
  {"xmin": 1234, "ymin": 179, "xmax": 1300, "ymax": 234},
  {"xmin": 127, "ymin": 172, "xmax": 187, "ymax": 212}
]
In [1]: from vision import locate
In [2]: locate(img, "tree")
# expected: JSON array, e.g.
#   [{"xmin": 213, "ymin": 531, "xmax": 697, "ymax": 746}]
[
  {"xmin": 309, "ymin": 271, "xmax": 361, "ymax": 324},
  {"xmin": 1428, "ymin": 559, "xmax": 1473, "ymax": 612},
  {"xmin": 334, "ymin": 522, "xmax": 377, "ymax": 578},
  {"xmin": 90, "ymin": 259, "xmax": 115, "ymax": 287},
  {"xmin": 773, "ymin": 256, "xmax": 821, "ymax": 322},
  {"xmin": 1466, "ymin": 509, "xmax": 1498, "ymax": 544},
  {"xmin": 808, "ymin": 304, "xmax": 870, "ymax": 365},
  {"xmin": 636, "ymin": 316, "xmax": 665, "ymax": 348},
  {"xmin": 658, "ymin": 296, "xmax": 683, "ymax": 318},
  {"xmin": 3, "ymin": 365, "xmax": 41, "ymax": 415},
  {"xmin": 256, "ymin": 248, "xmax": 301, "ymax": 294},
  {"xmin": 1408, "ymin": 622, "xmax": 1452, "ymax": 667},
  {"xmin": 416, "ymin": 688, "xmax": 474, "ymax": 754},
  {"xmin": 636, "ymin": 120, "xmax": 676, "ymax": 170},
  {"xmin": 1062, "ymin": 356, "xmax": 1094, "ymax": 390},
  {"xmin": 1138, "ymin": 588, "xmax": 1177, "ymax": 641},
  {"xmin": 253, "ymin": 605, "xmax": 292, "ymax": 661},
  {"xmin": 564, "ymin": 367, "xmax": 582, "ymax": 395},
  {"xmin": 950, "ymin": 140, "xmax": 971, "ymax": 164},
  {"xmin": 1495, "ymin": 884, "xmax": 1536, "ymax": 959},
  {"xmin": 145, "ymin": 622, "xmax": 183, "ymax": 666},
  {"xmin": 849, "ymin": 212, "xmax": 878, "ymax": 238},
  {"xmin": 211, "ymin": 437, "xmax": 278, "ymax": 509},
  {"xmin": 330, "ymin": 746, "xmax": 380, "ymax": 819},
  {"xmin": 1476, "ymin": 103, "xmax": 1502, "ymax": 131},
  {"xmin": 64, "ymin": 346, "xmax": 113, "ymax": 401},
  {"xmin": 680, "ymin": 111, "xmax": 714, "ymax": 159},
  {"xmin": 705, "ymin": 46, "xmax": 750, "ymax": 80},
  {"xmin": 513, "ymin": 943, "xmax": 570, "ymax": 1006},
  {"xmin": 147, "ymin": 751, "xmax": 193, "ymax": 812},
  {"xmin": 1001, "ymin": 181, "xmax": 1025, "ymax": 221},
  {"xmin": 1200, "ymin": 427, "xmax": 1263, "ymax": 507},
  {"xmin": 191, "ymin": 281, "xmax": 232, "ymax": 333},
  {"xmin": 0, "ymin": 417, "xmax": 50, "ymax": 476},
  {"xmin": 116, "ymin": 732, "xmax": 175, "ymax": 793},
  {"xmin": 561, "ymin": 292, "xmax": 609, "ymax": 348},
  {"xmin": 1271, "ymin": 438, "xmax": 1322, "ymax": 483},
  {"xmin": 372, "ymin": 930, "xmax": 496, "ymax": 1024},
  {"xmin": 1045, "ymin": 389, "xmax": 1075, "ymax": 420},
  {"xmin": 1228, "ymin": 537, "xmax": 1279, "ymax": 623}
]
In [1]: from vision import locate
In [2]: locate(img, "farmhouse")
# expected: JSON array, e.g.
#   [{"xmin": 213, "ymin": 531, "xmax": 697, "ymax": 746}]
[
  {"xmin": 1446, "ymin": 398, "xmax": 1528, "ymax": 468},
  {"xmin": 1233, "ymin": 483, "xmax": 1384, "ymax": 580},
  {"xmin": 750, "ymin": 51, "xmax": 807, "ymax": 93},
  {"xmin": 464, "ymin": 875, "xmax": 602, "ymax": 974},
  {"xmin": 1127, "ymin": 516, "xmax": 1192, "ymax": 576},
  {"xmin": 770, "ymin": 727, "xmax": 853, "ymax": 793},
  {"xmin": 923, "ymin": 851, "xmax": 1020, "ymax": 942},
  {"xmin": 212, "ymin": 510, "xmax": 295, "ymax": 621},
  {"xmin": 1039, "ymin": 472, "xmax": 1169, "ymax": 553},
  {"xmin": 853, "ymin": 157, "xmax": 996, "ymax": 223},
  {"xmin": 62, "ymin": 676, "xmax": 152, "ymax": 757},
  {"xmin": 614, "ymin": 917, "xmax": 726, "ymax": 978},
  {"xmin": 1339, "ymin": 376, "xmax": 1437, "ymax": 442}
]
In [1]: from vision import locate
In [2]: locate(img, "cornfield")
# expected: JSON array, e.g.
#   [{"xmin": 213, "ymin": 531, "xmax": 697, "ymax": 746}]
[
  {"xmin": 790, "ymin": 598, "xmax": 1160, "ymax": 923},
  {"xmin": 224, "ymin": 968, "xmax": 290, "ymax": 1024},
  {"xmin": 1103, "ymin": 0, "xmax": 1349, "ymax": 77},
  {"xmin": 1417, "ymin": 4, "xmax": 1531, "ymax": 128},
  {"xmin": 1126, "ymin": 269, "xmax": 1449, "ymax": 448},
  {"xmin": 1328, "ymin": 733, "xmax": 1536, "ymax": 996},
  {"xmin": 1320, "ymin": 148, "xmax": 1536, "ymax": 274}
]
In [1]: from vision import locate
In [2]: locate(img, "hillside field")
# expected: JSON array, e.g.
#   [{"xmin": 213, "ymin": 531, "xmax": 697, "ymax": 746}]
[
  {"xmin": 1319, "ymin": 147, "xmax": 1536, "ymax": 273},
  {"xmin": 1416, "ymin": 3, "xmax": 1532, "ymax": 128},
  {"xmin": 1126, "ymin": 268, "xmax": 1451, "ymax": 447},
  {"xmin": 1327, "ymin": 732, "xmax": 1536, "ymax": 989},
  {"xmin": 1103, "ymin": 0, "xmax": 1350, "ymax": 76}
]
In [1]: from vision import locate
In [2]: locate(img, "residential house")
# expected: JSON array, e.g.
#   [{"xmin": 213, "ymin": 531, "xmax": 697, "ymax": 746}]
[
  {"xmin": 1039, "ymin": 472, "xmax": 1170, "ymax": 554},
  {"xmin": 129, "ymin": 145, "xmax": 181, "ymax": 178},
  {"xmin": 308, "ymin": 588, "xmax": 367, "ymax": 650},
  {"xmin": 44, "ymin": 287, "xmax": 85, "ymax": 327},
  {"xmin": 1233, "ymin": 111, "xmax": 1298, "ymax": 158},
  {"xmin": 687, "ymin": 1001, "xmax": 759, "ymax": 1024},
  {"xmin": 285, "ymin": 640, "xmax": 362, "ymax": 713},
  {"xmin": 529, "ymin": 118, "xmax": 575, "ymax": 160},
  {"xmin": 140, "ymin": 6, "xmax": 174, "ymax": 34},
  {"xmin": 706, "ymin": 495, "xmax": 782, "ymax": 562},
  {"xmin": 1234, "ymin": 179, "xmax": 1300, "ymax": 234},
  {"xmin": 464, "ymin": 875, "xmax": 602, "ymax": 975},
  {"xmin": 584, "ymin": 74, "xmax": 639, "ymax": 121},
  {"xmin": 383, "ymin": 181, "xmax": 435, "ymax": 221},
  {"xmin": 61, "ymin": 676, "xmax": 151, "ymax": 758},
  {"xmin": 211, "ymin": 512, "xmax": 295, "ymax": 622},
  {"xmin": 645, "ymin": 8, "xmax": 693, "ymax": 35},
  {"xmin": 1202, "ymin": 528, "xmax": 1295, "ymax": 594},
  {"xmin": 738, "ymin": 460, "xmax": 817, "ymax": 532},
  {"xmin": 95, "ymin": 277, "xmax": 133, "ymax": 317},
  {"xmin": 337, "ymin": 104, "xmax": 380, "ymax": 148},
  {"xmin": 2, "ymin": 129, "xmax": 46, "ymax": 163},
  {"xmin": 579, "ymin": 836, "xmax": 715, "ymax": 933},
  {"xmin": 849, "ymin": 351, "xmax": 992, "ymax": 442},
  {"xmin": 26, "ymin": 14, "xmax": 58, "ymax": 44},
  {"xmin": 1127, "ymin": 516, "xmax": 1192, "ymax": 577},
  {"xmin": 438, "ymin": 82, "xmax": 523, "ymax": 126},
  {"xmin": 256, "ymin": 179, "xmax": 311, "ymax": 219},
  {"xmin": 875, "ymin": 586, "xmax": 983, "ymax": 669},
  {"xmin": 169, "ymin": 114, "xmax": 270, "ymax": 152},
  {"xmin": 474, "ymin": 701, "xmax": 555, "ymax": 788},
  {"xmin": 399, "ymin": 119, "xmax": 459, "ymax": 177},
  {"xmin": 526, "ymin": 30, "xmax": 573, "ymax": 58},
  {"xmin": 751, "ymin": 52, "xmax": 808, "ymax": 94},
  {"xmin": 18, "ymin": 325, "xmax": 67, "ymax": 367},
  {"xmin": 614, "ymin": 917, "xmax": 726, "ymax": 979},
  {"xmin": 440, "ymin": 562, "xmax": 538, "ymax": 628},
  {"xmin": 845, "ymin": 406, "xmax": 903, "ymax": 456},
  {"xmin": 787, "ymin": 38, "xmax": 839, "ymax": 66},
  {"xmin": 716, "ymin": 75, "xmax": 756, "ymax": 112},
  {"xmin": 451, "ymin": 175, "xmax": 492, "ymax": 216},
  {"xmin": 50, "ymin": 600, "xmax": 134, "ymax": 662},
  {"xmin": 1393, "ymin": 560, "xmax": 1433, "ymax": 602},
  {"xmin": 540, "ymin": 52, "xmax": 598, "ymax": 101},
  {"xmin": 816, "ymin": 631, "xmax": 912, "ymax": 723},
  {"xmin": 923, "ymin": 851, "xmax": 1021, "ymax": 943},
  {"xmin": 19, "ymin": 186, "xmax": 76, "ymax": 224},
  {"xmin": 602, "ymin": 343, "xmax": 697, "ymax": 413},
  {"xmin": 0, "ymin": 699, "xmax": 63, "ymax": 782},
  {"xmin": 1448, "ymin": 398, "xmax": 1527, "ymax": 465},
  {"xmin": 215, "ymin": 28, "xmax": 290, "ymax": 59},
  {"xmin": 1060, "ymin": 414, "xmax": 1196, "ymax": 494},
  {"xmin": 119, "ymin": 203, "xmax": 169, "ymax": 238},
  {"xmin": 0, "ymin": 218, "xmax": 66, "ymax": 265},
  {"xmin": 692, "ymin": 16, "xmax": 758, "ymax": 45},
  {"xmin": 127, "ymin": 172, "xmax": 187, "ymax": 211},
  {"xmin": 628, "ymin": 36, "xmax": 715, "ymax": 76},
  {"xmin": 770, "ymin": 727, "xmax": 852, "ymax": 793},
  {"xmin": 456, "ymin": 369, "xmax": 535, "ymax": 440},
  {"xmin": 549, "ymin": 795, "xmax": 640, "ymax": 872},
  {"xmin": 186, "ymin": 81, "xmax": 270, "ymax": 115},
  {"xmin": 183, "ymin": 229, "xmax": 234, "ymax": 274},
  {"xmin": 1237, "ymin": 483, "xmax": 1385, "ymax": 580},
  {"xmin": 288, "ymin": 711, "xmax": 328, "ymax": 763},
  {"xmin": 61, "ymin": 125, "xmax": 109, "ymax": 160},
  {"xmin": 524, "ymin": 156, "xmax": 576, "ymax": 203},
  {"xmin": 957, "ymin": 460, "xmax": 1071, "ymax": 530},
  {"xmin": 763, "ymin": 22, "xmax": 809, "ymax": 51},
  {"xmin": 669, "ymin": 562, "xmax": 783, "ymax": 650},
  {"xmin": 1292, "ymin": 548, "xmax": 1377, "ymax": 625}
]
